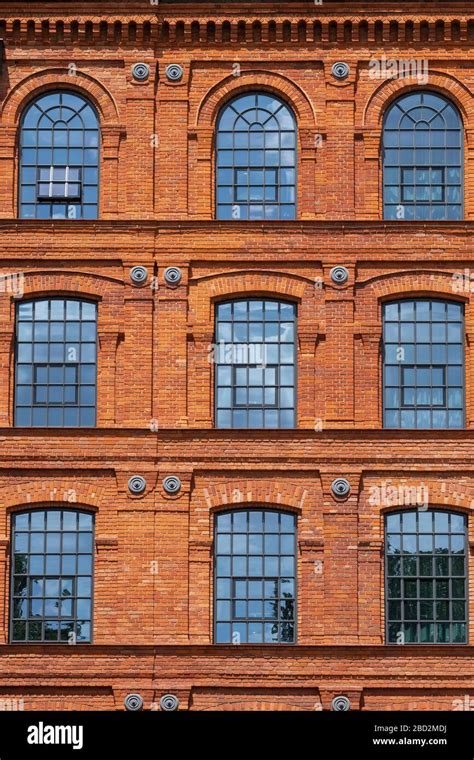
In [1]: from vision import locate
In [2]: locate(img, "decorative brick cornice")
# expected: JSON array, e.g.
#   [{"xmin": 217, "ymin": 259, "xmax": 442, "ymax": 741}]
[{"xmin": 2, "ymin": 12, "xmax": 474, "ymax": 50}]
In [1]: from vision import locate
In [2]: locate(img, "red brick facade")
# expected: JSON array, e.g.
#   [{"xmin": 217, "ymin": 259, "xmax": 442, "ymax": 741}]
[{"xmin": 0, "ymin": 0, "xmax": 473, "ymax": 711}]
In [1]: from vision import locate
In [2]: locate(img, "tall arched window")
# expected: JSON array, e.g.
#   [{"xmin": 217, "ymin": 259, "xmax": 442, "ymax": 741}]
[
  {"xmin": 19, "ymin": 91, "xmax": 100, "ymax": 219},
  {"xmin": 383, "ymin": 299, "xmax": 464, "ymax": 429},
  {"xmin": 382, "ymin": 91, "xmax": 463, "ymax": 220},
  {"xmin": 385, "ymin": 510, "xmax": 467, "ymax": 644},
  {"xmin": 216, "ymin": 92, "xmax": 296, "ymax": 220},
  {"xmin": 10, "ymin": 509, "xmax": 94, "ymax": 643},
  {"xmin": 215, "ymin": 299, "xmax": 296, "ymax": 429},
  {"xmin": 214, "ymin": 509, "xmax": 296, "ymax": 644},
  {"xmin": 15, "ymin": 298, "xmax": 98, "ymax": 427}
]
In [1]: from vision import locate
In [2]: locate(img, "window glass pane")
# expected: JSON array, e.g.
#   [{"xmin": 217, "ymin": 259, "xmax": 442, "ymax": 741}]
[
  {"xmin": 19, "ymin": 92, "xmax": 99, "ymax": 219},
  {"xmin": 385, "ymin": 511, "xmax": 467, "ymax": 644},
  {"xmin": 15, "ymin": 298, "xmax": 97, "ymax": 428},
  {"xmin": 10, "ymin": 510, "xmax": 94, "ymax": 643},
  {"xmin": 216, "ymin": 93, "xmax": 296, "ymax": 220},
  {"xmin": 383, "ymin": 300, "xmax": 464, "ymax": 429},
  {"xmin": 215, "ymin": 510, "xmax": 296, "ymax": 643},
  {"xmin": 215, "ymin": 300, "xmax": 296, "ymax": 429},
  {"xmin": 383, "ymin": 92, "xmax": 463, "ymax": 220}
]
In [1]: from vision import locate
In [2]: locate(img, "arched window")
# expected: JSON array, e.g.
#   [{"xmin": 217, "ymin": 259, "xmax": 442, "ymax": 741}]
[
  {"xmin": 214, "ymin": 509, "xmax": 296, "ymax": 644},
  {"xmin": 216, "ymin": 92, "xmax": 296, "ymax": 220},
  {"xmin": 385, "ymin": 510, "xmax": 467, "ymax": 644},
  {"xmin": 10, "ymin": 509, "xmax": 94, "ymax": 643},
  {"xmin": 19, "ymin": 91, "xmax": 100, "ymax": 219},
  {"xmin": 15, "ymin": 298, "xmax": 98, "ymax": 427},
  {"xmin": 383, "ymin": 299, "xmax": 464, "ymax": 429},
  {"xmin": 215, "ymin": 298, "xmax": 296, "ymax": 429},
  {"xmin": 382, "ymin": 91, "xmax": 463, "ymax": 220}
]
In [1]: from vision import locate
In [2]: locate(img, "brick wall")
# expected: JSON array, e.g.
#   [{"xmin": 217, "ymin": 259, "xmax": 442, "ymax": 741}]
[{"xmin": 0, "ymin": 0, "xmax": 472, "ymax": 711}]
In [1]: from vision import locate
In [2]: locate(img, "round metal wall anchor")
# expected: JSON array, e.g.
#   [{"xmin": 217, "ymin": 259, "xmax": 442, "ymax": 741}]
[
  {"xmin": 130, "ymin": 266, "xmax": 148, "ymax": 286},
  {"xmin": 160, "ymin": 694, "xmax": 180, "ymax": 712},
  {"xmin": 163, "ymin": 476, "xmax": 182, "ymax": 495},
  {"xmin": 128, "ymin": 475, "xmax": 147, "ymax": 495},
  {"xmin": 331, "ymin": 61, "xmax": 350, "ymax": 80},
  {"xmin": 132, "ymin": 63, "xmax": 150, "ymax": 81},
  {"xmin": 331, "ymin": 478, "xmax": 351, "ymax": 499},
  {"xmin": 165, "ymin": 64, "xmax": 184, "ymax": 82},
  {"xmin": 331, "ymin": 696, "xmax": 351, "ymax": 712},
  {"xmin": 164, "ymin": 267, "xmax": 182, "ymax": 287},
  {"xmin": 124, "ymin": 693, "xmax": 144, "ymax": 712},
  {"xmin": 330, "ymin": 266, "xmax": 349, "ymax": 285}
]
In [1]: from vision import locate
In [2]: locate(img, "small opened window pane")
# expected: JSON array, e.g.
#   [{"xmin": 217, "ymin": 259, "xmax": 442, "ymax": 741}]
[{"xmin": 37, "ymin": 167, "xmax": 82, "ymax": 200}]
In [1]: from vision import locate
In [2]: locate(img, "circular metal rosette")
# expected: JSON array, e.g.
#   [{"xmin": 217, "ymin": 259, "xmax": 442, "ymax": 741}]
[
  {"xmin": 331, "ymin": 61, "xmax": 350, "ymax": 80},
  {"xmin": 164, "ymin": 266, "xmax": 182, "ymax": 286},
  {"xmin": 160, "ymin": 694, "xmax": 180, "ymax": 711},
  {"xmin": 128, "ymin": 475, "xmax": 147, "ymax": 495},
  {"xmin": 165, "ymin": 64, "xmax": 184, "ymax": 82},
  {"xmin": 124, "ymin": 693, "xmax": 144, "ymax": 711},
  {"xmin": 329, "ymin": 265, "xmax": 349, "ymax": 285},
  {"xmin": 163, "ymin": 476, "xmax": 182, "ymax": 495},
  {"xmin": 330, "ymin": 478, "xmax": 351, "ymax": 499},
  {"xmin": 132, "ymin": 63, "xmax": 150, "ymax": 81},
  {"xmin": 331, "ymin": 695, "xmax": 351, "ymax": 712},
  {"xmin": 130, "ymin": 266, "xmax": 148, "ymax": 285}
]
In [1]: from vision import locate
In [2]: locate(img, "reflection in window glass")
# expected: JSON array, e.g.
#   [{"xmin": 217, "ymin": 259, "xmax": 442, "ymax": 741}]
[
  {"xmin": 385, "ymin": 510, "xmax": 467, "ymax": 644},
  {"xmin": 19, "ymin": 91, "xmax": 99, "ymax": 219},
  {"xmin": 15, "ymin": 298, "xmax": 97, "ymax": 427},
  {"xmin": 11, "ymin": 510, "xmax": 94, "ymax": 643},
  {"xmin": 215, "ymin": 299, "xmax": 296, "ymax": 429},
  {"xmin": 383, "ymin": 299, "xmax": 464, "ymax": 429},
  {"xmin": 216, "ymin": 93, "xmax": 296, "ymax": 220},
  {"xmin": 215, "ymin": 509, "xmax": 296, "ymax": 644},
  {"xmin": 383, "ymin": 91, "xmax": 463, "ymax": 220}
]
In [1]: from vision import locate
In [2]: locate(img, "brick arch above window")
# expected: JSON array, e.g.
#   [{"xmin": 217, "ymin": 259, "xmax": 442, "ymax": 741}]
[
  {"xmin": 13, "ymin": 270, "xmax": 123, "ymax": 298},
  {"xmin": 191, "ymin": 72, "xmax": 319, "ymax": 220},
  {"xmin": 357, "ymin": 73, "xmax": 474, "ymax": 220},
  {"xmin": 2, "ymin": 70, "xmax": 120, "ymax": 128},
  {"xmin": 0, "ymin": 270, "xmax": 123, "ymax": 329},
  {"xmin": 190, "ymin": 269, "xmax": 315, "ymax": 323},
  {"xmin": 357, "ymin": 270, "xmax": 469, "ymax": 322},
  {"xmin": 195, "ymin": 71, "xmax": 316, "ymax": 132},
  {"xmin": 201, "ymin": 701, "xmax": 311, "ymax": 712},
  {"xmin": 0, "ymin": 483, "xmax": 103, "ymax": 512},
  {"xmin": 359, "ymin": 476, "xmax": 474, "ymax": 525},
  {"xmin": 361, "ymin": 72, "xmax": 472, "ymax": 131},
  {"xmin": 199, "ymin": 479, "xmax": 307, "ymax": 514},
  {"xmin": 0, "ymin": 71, "xmax": 124, "ymax": 219}
]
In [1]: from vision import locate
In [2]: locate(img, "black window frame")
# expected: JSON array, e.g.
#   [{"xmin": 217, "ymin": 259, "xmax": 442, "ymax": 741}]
[
  {"xmin": 19, "ymin": 90, "xmax": 100, "ymax": 220},
  {"xmin": 384, "ymin": 508, "xmax": 468, "ymax": 645},
  {"xmin": 382, "ymin": 90, "xmax": 464, "ymax": 221},
  {"xmin": 382, "ymin": 298, "xmax": 465, "ymax": 430},
  {"xmin": 214, "ymin": 508, "xmax": 297, "ymax": 645},
  {"xmin": 14, "ymin": 297, "xmax": 98, "ymax": 428},
  {"xmin": 215, "ymin": 91, "xmax": 297, "ymax": 221},
  {"xmin": 10, "ymin": 508, "xmax": 95, "ymax": 644},
  {"xmin": 214, "ymin": 297, "xmax": 297, "ymax": 429}
]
